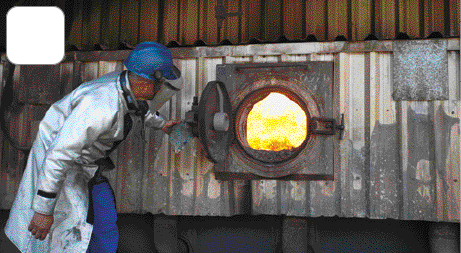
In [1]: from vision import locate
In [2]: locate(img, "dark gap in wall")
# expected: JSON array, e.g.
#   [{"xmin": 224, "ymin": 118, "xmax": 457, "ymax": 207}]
[
  {"xmin": 157, "ymin": 0, "xmax": 165, "ymax": 44},
  {"xmin": 394, "ymin": 0, "xmax": 400, "ymax": 37},
  {"xmin": 370, "ymin": 0, "xmax": 376, "ymax": 37},
  {"xmin": 177, "ymin": 0, "xmax": 181, "ymax": 44},
  {"xmin": 419, "ymin": 0, "xmax": 425, "ymax": 38},
  {"xmin": 279, "ymin": 0, "xmax": 284, "ymax": 37},
  {"xmin": 301, "ymin": 0, "xmax": 306, "ymax": 39},
  {"xmin": 347, "ymin": 0, "xmax": 352, "ymax": 40},
  {"xmin": 443, "ymin": 0, "xmax": 450, "ymax": 37},
  {"xmin": 324, "ymin": 0, "xmax": 329, "ymax": 41},
  {"xmin": 259, "ymin": 0, "xmax": 265, "ymax": 40},
  {"xmin": 237, "ymin": 0, "xmax": 242, "ymax": 44}
]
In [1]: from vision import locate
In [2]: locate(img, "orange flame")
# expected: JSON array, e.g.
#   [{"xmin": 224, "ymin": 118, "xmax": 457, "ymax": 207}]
[{"xmin": 247, "ymin": 92, "xmax": 307, "ymax": 151}]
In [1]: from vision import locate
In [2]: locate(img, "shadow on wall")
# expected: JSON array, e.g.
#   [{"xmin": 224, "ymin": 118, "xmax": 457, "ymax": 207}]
[{"xmin": 1, "ymin": 210, "xmax": 459, "ymax": 253}]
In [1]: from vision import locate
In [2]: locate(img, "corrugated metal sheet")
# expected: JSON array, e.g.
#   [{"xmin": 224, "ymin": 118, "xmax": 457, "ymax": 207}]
[
  {"xmin": 32, "ymin": 0, "xmax": 461, "ymax": 49},
  {"xmin": 0, "ymin": 39, "xmax": 459, "ymax": 222}
]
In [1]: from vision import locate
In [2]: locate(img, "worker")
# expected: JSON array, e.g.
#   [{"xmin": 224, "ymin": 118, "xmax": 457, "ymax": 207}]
[{"xmin": 4, "ymin": 42, "xmax": 183, "ymax": 252}]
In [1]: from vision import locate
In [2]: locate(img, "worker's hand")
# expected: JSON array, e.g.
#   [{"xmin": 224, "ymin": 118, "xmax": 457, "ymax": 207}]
[
  {"xmin": 28, "ymin": 212, "xmax": 54, "ymax": 241},
  {"xmin": 162, "ymin": 120, "xmax": 180, "ymax": 134}
]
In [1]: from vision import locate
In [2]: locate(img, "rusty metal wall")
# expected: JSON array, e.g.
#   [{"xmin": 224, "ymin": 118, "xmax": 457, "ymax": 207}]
[
  {"xmin": 60, "ymin": 0, "xmax": 459, "ymax": 49},
  {"xmin": 0, "ymin": 38, "xmax": 459, "ymax": 222}
]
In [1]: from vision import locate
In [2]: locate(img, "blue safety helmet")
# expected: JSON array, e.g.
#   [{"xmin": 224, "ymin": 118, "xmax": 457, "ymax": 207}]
[{"xmin": 124, "ymin": 42, "xmax": 177, "ymax": 81}]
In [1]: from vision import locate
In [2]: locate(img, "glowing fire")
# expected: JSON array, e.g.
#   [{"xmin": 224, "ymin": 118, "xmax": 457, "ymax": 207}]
[{"xmin": 247, "ymin": 92, "xmax": 307, "ymax": 151}]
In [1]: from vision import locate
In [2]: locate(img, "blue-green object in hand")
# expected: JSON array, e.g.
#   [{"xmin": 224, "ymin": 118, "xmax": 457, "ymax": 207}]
[{"xmin": 168, "ymin": 122, "xmax": 194, "ymax": 153}]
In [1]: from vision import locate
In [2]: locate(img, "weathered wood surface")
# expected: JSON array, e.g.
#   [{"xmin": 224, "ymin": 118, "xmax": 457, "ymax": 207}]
[{"xmin": 0, "ymin": 41, "xmax": 459, "ymax": 222}]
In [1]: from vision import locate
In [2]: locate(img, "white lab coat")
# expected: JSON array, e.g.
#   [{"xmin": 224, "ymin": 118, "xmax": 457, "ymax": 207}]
[{"xmin": 4, "ymin": 71, "xmax": 166, "ymax": 252}]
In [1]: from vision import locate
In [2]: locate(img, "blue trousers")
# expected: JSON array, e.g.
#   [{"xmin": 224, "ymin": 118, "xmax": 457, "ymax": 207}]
[{"xmin": 86, "ymin": 177, "xmax": 119, "ymax": 253}]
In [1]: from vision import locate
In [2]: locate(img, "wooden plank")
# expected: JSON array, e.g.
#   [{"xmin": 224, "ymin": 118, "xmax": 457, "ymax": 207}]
[
  {"xmin": 82, "ymin": 0, "xmax": 102, "ymax": 49},
  {"xmin": 351, "ymin": 0, "xmax": 372, "ymax": 41},
  {"xmin": 101, "ymin": 0, "xmax": 121, "ymax": 49},
  {"xmin": 369, "ymin": 52, "xmax": 400, "ymax": 219},
  {"xmin": 283, "ymin": 0, "xmax": 303, "ymax": 41},
  {"xmin": 180, "ymin": 0, "xmax": 199, "ymax": 45},
  {"xmin": 164, "ymin": 0, "xmax": 180, "ymax": 43},
  {"xmin": 327, "ymin": 0, "xmax": 349, "ymax": 41},
  {"xmin": 120, "ymin": 0, "xmax": 140, "ymax": 46},
  {"xmin": 139, "ymin": 0, "xmax": 159, "ymax": 43},
  {"xmin": 375, "ymin": 0, "xmax": 396, "ymax": 40}
]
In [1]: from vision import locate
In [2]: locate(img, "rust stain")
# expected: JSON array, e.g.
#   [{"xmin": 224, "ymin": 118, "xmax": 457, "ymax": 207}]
[
  {"xmin": 417, "ymin": 185, "xmax": 432, "ymax": 200},
  {"xmin": 196, "ymin": 159, "xmax": 213, "ymax": 197},
  {"xmin": 262, "ymin": 180, "xmax": 277, "ymax": 200},
  {"xmin": 253, "ymin": 181, "xmax": 263, "ymax": 207},
  {"xmin": 319, "ymin": 181, "xmax": 335, "ymax": 196},
  {"xmin": 290, "ymin": 181, "xmax": 306, "ymax": 201},
  {"xmin": 416, "ymin": 159, "xmax": 432, "ymax": 182},
  {"xmin": 181, "ymin": 179, "xmax": 194, "ymax": 197},
  {"xmin": 207, "ymin": 174, "xmax": 220, "ymax": 199}
]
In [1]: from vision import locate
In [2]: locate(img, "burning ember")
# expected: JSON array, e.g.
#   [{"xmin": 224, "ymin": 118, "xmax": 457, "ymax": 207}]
[{"xmin": 247, "ymin": 92, "xmax": 307, "ymax": 151}]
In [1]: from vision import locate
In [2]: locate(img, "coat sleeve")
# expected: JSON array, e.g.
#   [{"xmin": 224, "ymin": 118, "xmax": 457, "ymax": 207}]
[
  {"xmin": 32, "ymin": 93, "xmax": 115, "ymax": 215},
  {"xmin": 144, "ymin": 110, "xmax": 167, "ymax": 130}
]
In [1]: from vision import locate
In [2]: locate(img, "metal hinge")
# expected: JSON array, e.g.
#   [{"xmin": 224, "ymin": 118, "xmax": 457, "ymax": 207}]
[{"xmin": 310, "ymin": 114, "xmax": 345, "ymax": 140}]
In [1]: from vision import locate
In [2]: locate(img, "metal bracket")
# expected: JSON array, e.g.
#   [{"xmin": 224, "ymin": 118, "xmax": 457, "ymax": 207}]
[
  {"xmin": 215, "ymin": 0, "xmax": 242, "ymax": 31},
  {"xmin": 185, "ymin": 96, "xmax": 199, "ymax": 138},
  {"xmin": 310, "ymin": 114, "xmax": 345, "ymax": 140}
]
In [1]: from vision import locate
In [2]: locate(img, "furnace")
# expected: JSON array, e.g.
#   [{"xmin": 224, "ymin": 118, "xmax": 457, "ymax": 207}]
[{"xmin": 187, "ymin": 62, "xmax": 343, "ymax": 181}]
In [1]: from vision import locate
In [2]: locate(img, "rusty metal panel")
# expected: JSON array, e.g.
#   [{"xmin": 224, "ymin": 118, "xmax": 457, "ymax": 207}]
[
  {"xmin": 351, "ymin": 0, "xmax": 372, "ymax": 41},
  {"xmin": 139, "ymin": 0, "xmax": 159, "ymax": 43},
  {"xmin": 101, "ymin": 0, "xmax": 121, "ymax": 49},
  {"xmin": 0, "ymin": 42, "xmax": 459, "ymax": 223},
  {"xmin": 393, "ymin": 40, "xmax": 449, "ymax": 100},
  {"xmin": 375, "ymin": 0, "xmax": 396, "ymax": 40},
  {"xmin": 82, "ymin": 0, "xmax": 102, "ymax": 50},
  {"xmin": 18, "ymin": 65, "xmax": 62, "ymax": 104},
  {"xmin": 327, "ymin": 0, "xmax": 349, "ymax": 41},
  {"xmin": 50, "ymin": 0, "xmax": 459, "ymax": 49}
]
